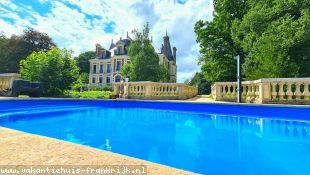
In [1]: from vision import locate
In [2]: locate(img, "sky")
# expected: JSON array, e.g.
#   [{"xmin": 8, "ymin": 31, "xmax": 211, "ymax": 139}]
[{"xmin": 0, "ymin": 0, "xmax": 213, "ymax": 83}]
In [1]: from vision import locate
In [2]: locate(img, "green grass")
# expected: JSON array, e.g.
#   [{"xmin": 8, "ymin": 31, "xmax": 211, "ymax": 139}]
[{"xmin": 71, "ymin": 91, "xmax": 112, "ymax": 99}]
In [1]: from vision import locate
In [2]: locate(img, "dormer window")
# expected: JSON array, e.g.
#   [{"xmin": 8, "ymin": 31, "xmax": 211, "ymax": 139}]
[{"xmin": 117, "ymin": 46, "xmax": 122, "ymax": 54}]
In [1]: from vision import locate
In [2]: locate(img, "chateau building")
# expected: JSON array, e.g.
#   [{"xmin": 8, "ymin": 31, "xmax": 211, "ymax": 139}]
[{"xmin": 88, "ymin": 33, "xmax": 177, "ymax": 86}]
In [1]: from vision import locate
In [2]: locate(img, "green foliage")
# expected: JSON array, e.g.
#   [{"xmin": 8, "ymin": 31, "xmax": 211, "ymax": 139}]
[
  {"xmin": 196, "ymin": 0, "xmax": 310, "ymax": 81},
  {"xmin": 194, "ymin": 0, "xmax": 248, "ymax": 83},
  {"xmin": 120, "ymin": 64, "xmax": 132, "ymax": 78},
  {"xmin": 88, "ymin": 85, "xmax": 113, "ymax": 91},
  {"xmin": 71, "ymin": 91, "xmax": 112, "ymax": 99},
  {"xmin": 20, "ymin": 48, "xmax": 79, "ymax": 96},
  {"xmin": 72, "ymin": 73, "xmax": 89, "ymax": 92},
  {"xmin": 158, "ymin": 64, "xmax": 170, "ymax": 82},
  {"xmin": 232, "ymin": 0, "xmax": 310, "ymax": 79},
  {"xmin": 121, "ymin": 23, "xmax": 170, "ymax": 82},
  {"xmin": 188, "ymin": 72, "xmax": 211, "ymax": 95},
  {"xmin": 0, "ymin": 28, "xmax": 56, "ymax": 73},
  {"xmin": 74, "ymin": 51, "xmax": 95, "ymax": 73}
]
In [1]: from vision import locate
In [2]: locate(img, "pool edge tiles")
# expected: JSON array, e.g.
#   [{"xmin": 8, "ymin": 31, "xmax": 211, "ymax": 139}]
[{"xmin": 0, "ymin": 127, "xmax": 197, "ymax": 175}]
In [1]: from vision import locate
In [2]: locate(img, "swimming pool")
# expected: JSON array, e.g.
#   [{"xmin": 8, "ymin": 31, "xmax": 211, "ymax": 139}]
[{"xmin": 0, "ymin": 99, "xmax": 309, "ymax": 174}]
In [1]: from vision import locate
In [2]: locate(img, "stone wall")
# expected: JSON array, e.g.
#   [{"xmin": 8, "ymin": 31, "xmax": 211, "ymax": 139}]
[
  {"xmin": 0, "ymin": 73, "xmax": 20, "ymax": 91},
  {"xmin": 211, "ymin": 78, "xmax": 310, "ymax": 104},
  {"xmin": 114, "ymin": 81, "xmax": 198, "ymax": 100}
]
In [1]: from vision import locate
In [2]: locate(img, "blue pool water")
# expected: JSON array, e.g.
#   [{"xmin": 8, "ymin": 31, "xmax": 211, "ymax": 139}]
[{"xmin": 0, "ymin": 100, "xmax": 310, "ymax": 175}]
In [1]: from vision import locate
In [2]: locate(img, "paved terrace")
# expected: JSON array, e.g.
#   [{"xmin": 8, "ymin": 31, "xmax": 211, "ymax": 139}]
[{"xmin": 0, "ymin": 127, "xmax": 195, "ymax": 175}]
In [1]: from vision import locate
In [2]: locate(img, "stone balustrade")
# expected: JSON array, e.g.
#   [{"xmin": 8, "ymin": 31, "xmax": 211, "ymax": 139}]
[
  {"xmin": 0, "ymin": 73, "xmax": 20, "ymax": 91},
  {"xmin": 114, "ymin": 81, "xmax": 198, "ymax": 100},
  {"xmin": 211, "ymin": 78, "xmax": 310, "ymax": 104}
]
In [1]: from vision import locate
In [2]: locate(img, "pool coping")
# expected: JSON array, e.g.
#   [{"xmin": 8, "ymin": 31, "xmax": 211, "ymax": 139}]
[
  {"xmin": 1, "ymin": 97, "xmax": 310, "ymax": 108},
  {"xmin": 0, "ymin": 127, "xmax": 197, "ymax": 175}
]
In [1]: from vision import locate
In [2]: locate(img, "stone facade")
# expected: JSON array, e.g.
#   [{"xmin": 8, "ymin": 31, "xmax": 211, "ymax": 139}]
[{"xmin": 89, "ymin": 33, "xmax": 177, "ymax": 87}]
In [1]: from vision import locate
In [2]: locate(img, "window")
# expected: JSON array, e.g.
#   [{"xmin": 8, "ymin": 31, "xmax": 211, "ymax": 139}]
[
  {"xmin": 116, "ymin": 61, "xmax": 121, "ymax": 71},
  {"xmin": 92, "ymin": 65, "xmax": 97, "ymax": 74},
  {"xmin": 107, "ymin": 64, "xmax": 111, "ymax": 73},
  {"xmin": 106, "ymin": 77, "xmax": 111, "ymax": 84},
  {"xmin": 99, "ymin": 77, "xmax": 103, "ymax": 83},
  {"xmin": 115, "ymin": 75, "xmax": 121, "ymax": 82},
  {"xmin": 117, "ymin": 46, "xmax": 122, "ymax": 54},
  {"xmin": 92, "ymin": 77, "xmax": 96, "ymax": 84},
  {"xmin": 99, "ymin": 64, "xmax": 103, "ymax": 73}
]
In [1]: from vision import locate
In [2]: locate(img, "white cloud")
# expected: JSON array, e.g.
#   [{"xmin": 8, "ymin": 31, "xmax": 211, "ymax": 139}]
[
  {"xmin": 0, "ymin": 0, "xmax": 213, "ymax": 82},
  {"xmin": 38, "ymin": 0, "xmax": 49, "ymax": 4}
]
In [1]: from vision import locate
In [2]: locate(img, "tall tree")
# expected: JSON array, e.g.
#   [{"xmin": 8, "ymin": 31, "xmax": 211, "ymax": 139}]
[
  {"xmin": 194, "ymin": 0, "xmax": 248, "ymax": 83},
  {"xmin": 232, "ymin": 0, "xmax": 310, "ymax": 79},
  {"xmin": 0, "ymin": 28, "xmax": 56, "ymax": 73},
  {"xmin": 188, "ymin": 72, "xmax": 211, "ymax": 95},
  {"xmin": 20, "ymin": 48, "xmax": 79, "ymax": 96},
  {"xmin": 121, "ymin": 23, "xmax": 169, "ymax": 82},
  {"xmin": 74, "ymin": 51, "xmax": 95, "ymax": 73}
]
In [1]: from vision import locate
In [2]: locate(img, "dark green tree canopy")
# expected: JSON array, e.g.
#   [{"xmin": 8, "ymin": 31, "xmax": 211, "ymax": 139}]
[
  {"xmin": 196, "ymin": 0, "xmax": 310, "ymax": 82},
  {"xmin": 20, "ymin": 48, "xmax": 79, "ymax": 96},
  {"xmin": 195, "ymin": 0, "xmax": 248, "ymax": 83},
  {"xmin": 187, "ymin": 72, "xmax": 211, "ymax": 95},
  {"xmin": 122, "ymin": 23, "xmax": 169, "ymax": 82},
  {"xmin": 0, "ymin": 28, "xmax": 56, "ymax": 73},
  {"xmin": 232, "ymin": 0, "xmax": 310, "ymax": 79},
  {"xmin": 74, "ymin": 51, "xmax": 95, "ymax": 73}
]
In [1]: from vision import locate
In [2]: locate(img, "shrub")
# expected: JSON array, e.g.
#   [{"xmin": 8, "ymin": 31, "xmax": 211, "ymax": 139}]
[
  {"xmin": 20, "ymin": 48, "xmax": 79, "ymax": 96},
  {"xmin": 71, "ymin": 91, "xmax": 112, "ymax": 99},
  {"xmin": 89, "ymin": 86, "xmax": 113, "ymax": 92}
]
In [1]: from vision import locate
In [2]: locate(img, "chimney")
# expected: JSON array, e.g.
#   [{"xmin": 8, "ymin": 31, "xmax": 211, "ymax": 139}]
[
  {"xmin": 96, "ymin": 44, "xmax": 100, "ymax": 56},
  {"xmin": 173, "ymin": 47, "xmax": 177, "ymax": 61}
]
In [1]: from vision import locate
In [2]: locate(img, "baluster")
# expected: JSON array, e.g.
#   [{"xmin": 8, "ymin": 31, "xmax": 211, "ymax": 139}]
[
  {"xmin": 220, "ymin": 85, "xmax": 224, "ymax": 98},
  {"xmin": 255, "ymin": 85, "xmax": 260, "ymax": 98},
  {"xmin": 286, "ymin": 83, "xmax": 293, "ymax": 100},
  {"xmin": 241, "ymin": 85, "xmax": 246, "ymax": 98},
  {"xmin": 249, "ymin": 85, "xmax": 254, "ymax": 99},
  {"xmin": 304, "ymin": 83, "xmax": 310, "ymax": 100},
  {"xmin": 156, "ymin": 86, "xmax": 158, "ymax": 96},
  {"xmin": 245, "ymin": 85, "xmax": 250, "ymax": 100},
  {"xmin": 251, "ymin": 85, "xmax": 256, "ymax": 98},
  {"xmin": 151, "ymin": 86, "xmax": 153, "ymax": 96},
  {"xmin": 226, "ymin": 85, "xmax": 230, "ymax": 97},
  {"xmin": 252, "ymin": 85, "xmax": 256, "ymax": 98},
  {"xmin": 271, "ymin": 83, "xmax": 277, "ymax": 100},
  {"xmin": 232, "ymin": 84, "xmax": 236, "ymax": 96},
  {"xmin": 133, "ymin": 86, "xmax": 136, "ymax": 96},
  {"xmin": 278, "ymin": 83, "xmax": 285, "ymax": 100},
  {"xmin": 295, "ymin": 83, "xmax": 302, "ymax": 100},
  {"xmin": 162, "ymin": 86, "xmax": 164, "ymax": 94},
  {"xmin": 254, "ymin": 85, "xmax": 257, "ymax": 98},
  {"xmin": 167, "ymin": 85, "xmax": 170, "ymax": 96},
  {"xmin": 251, "ymin": 85, "xmax": 255, "ymax": 98}
]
